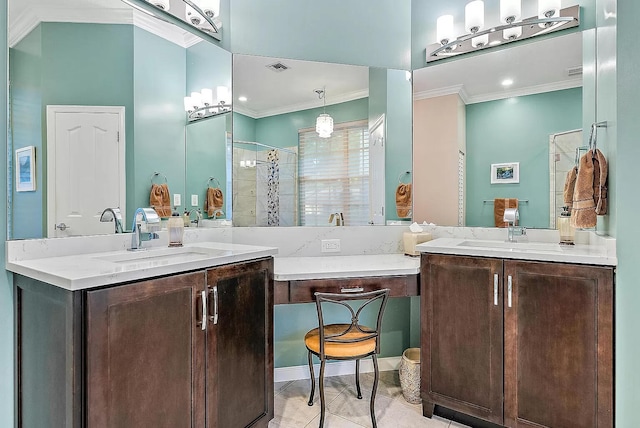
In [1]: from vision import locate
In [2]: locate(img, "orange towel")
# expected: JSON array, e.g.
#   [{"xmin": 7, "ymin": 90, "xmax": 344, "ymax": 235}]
[
  {"xmin": 205, "ymin": 187, "xmax": 224, "ymax": 217},
  {"xmin": 494, "ymin": 198, "xmax": 518, "ymax": 228},
  {"xmin": 150, "ymin": 183, "xmax": 171, "ymax": 218},
  {"xmin": 571, "ymin": 149, "xmax": 608, "ymax": 228},
  {"xmin": 563, "ymin": 166, "xmax": 578, "ymax": 208},
  {"xmin": 396, "ymin": 183, "xmax": 412, "ymax": 218}
]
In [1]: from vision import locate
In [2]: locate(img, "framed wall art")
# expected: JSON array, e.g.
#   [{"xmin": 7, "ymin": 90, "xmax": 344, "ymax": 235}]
[
  {"xmin": 15, "ymin": 146, "xmax": 36, "ymax": 192},
  {"xmin": 490, "ymin": 162, "xmax": 519, "ymax": 184}
]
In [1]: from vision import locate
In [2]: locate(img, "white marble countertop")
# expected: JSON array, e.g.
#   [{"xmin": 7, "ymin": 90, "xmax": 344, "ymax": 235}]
[
  {"xmin": 7, "ymin": 242, "xmax": 278, "ymax": 291},
  {"xmin": 274, "ymin": 254, "xmax": 420, "ymax": 281},
  {"xmin": 416, "ymin": 238, "xmax": 617, "ymax": 266}
]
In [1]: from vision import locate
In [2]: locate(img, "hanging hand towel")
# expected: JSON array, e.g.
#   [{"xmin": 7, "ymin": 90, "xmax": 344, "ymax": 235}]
[
  {"xmin": 205, "ymin": 187, "xmax": 224, "ymax": 217},
  {"xmin": 591, "ymin": 149, "xmax": 608, "ymax": 215},
  {"xmin": 563, "ymin": 166, "xmax": 578, "ymax": 208},
  {"xmin": 396, "ymin": 183, "xmax": 412, "ymax": 218},
  {"xmin": 571, "ymin": 152, "xmax": 597, "ymax": 228},
  {"xmin": 150, "ymin": 183, "xmax": 172, "ymax": 218},
  {"xmin": 494, "ymin": 198, "xmax": 518, "ymax": 228}
]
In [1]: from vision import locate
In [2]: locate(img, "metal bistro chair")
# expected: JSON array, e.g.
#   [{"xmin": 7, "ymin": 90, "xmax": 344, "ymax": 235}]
[{"xmin": 304, "ymin": 288, "xmax": 390, "ymax": 428}]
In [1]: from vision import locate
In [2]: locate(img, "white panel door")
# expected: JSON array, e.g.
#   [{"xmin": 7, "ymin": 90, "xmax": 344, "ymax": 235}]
[{"xmin": 46, "ymin": 106, "xmax": 125, "ymax": 237}]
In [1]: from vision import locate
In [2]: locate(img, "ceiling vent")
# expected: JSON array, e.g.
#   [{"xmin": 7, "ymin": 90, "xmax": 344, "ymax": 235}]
[
  {"xmin": 566, "ymin": 66, "xmax": 583, "ymax": 77},
  {"xmin": 266, "ymin": 62, "xmax": 290, "ymax": 72}
]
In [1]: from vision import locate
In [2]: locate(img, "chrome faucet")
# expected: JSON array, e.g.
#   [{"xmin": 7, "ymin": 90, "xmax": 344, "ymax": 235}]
[
  {"xmin": 329, "ymin": 212, "xmax": 344, "ymax": 226},
  {"xmin": 186, "ymin": 208, "xmax": 203, "ymax": 227},
  {"xmin": 99, "ymin": 207, "xmax": 124, "ymax": 233},
  {"xmin": 129, "ymin": 208, "xmax": 160, "ymax": 251},
  {"xmin": 503, "ymin": 208, "xmax": 527, "ymax": 242}
]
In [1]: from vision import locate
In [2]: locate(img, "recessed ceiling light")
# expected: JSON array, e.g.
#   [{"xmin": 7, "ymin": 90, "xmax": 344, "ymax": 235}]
[
  {"xmin": 238, "ymin": 96, "xmax": 248, "ymax": 102},
  {"xmin": 502, "ymin": 78, "xmax": 514, "ymax": 87}
]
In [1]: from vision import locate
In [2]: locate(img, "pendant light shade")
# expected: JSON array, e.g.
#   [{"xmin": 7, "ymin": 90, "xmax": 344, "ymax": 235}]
[
  {"xmin": 500, "ymin": 0, "xmax": 521, "ymax": 24},
  {"xmin": 503, "ymin": 26, "xmax": 523, "ymax": 40},
  {"xmin": 539, "ymin": 0, "xmax": 561, "ymax": 18},
  {"xmin": 465, "ymin": 1, "xmax": 485, "ymax": 33},
  {"xmin": 147, "ymin": 0, "xmax": 170, "ymax": 11},
  {"xmin": 196, "ymin": 0, "xmax": 220, "ymax": 18},
  {"xmin": 315, "ymin": 88, "xmax": 333, "ymax": 138},
  {"xmin": 471, "ymin": 34, "xmax": 489, "ymax": 48}
]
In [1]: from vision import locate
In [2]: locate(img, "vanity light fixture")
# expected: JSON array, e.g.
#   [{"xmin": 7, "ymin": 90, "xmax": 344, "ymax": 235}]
[
  {"xmin": 139, "ymin": 0, "xmax": 222, "ymax": 41},
  {"xmin": 427, "ymin": 2, "xmax": 579, "ymax": 63},
  {"xmin": 315, "ymin": 88, "xmax": 334, "ymax": 139},
  {"xmin": 184, "ymin": 85, "xmax": 232, "ymax": 122}
]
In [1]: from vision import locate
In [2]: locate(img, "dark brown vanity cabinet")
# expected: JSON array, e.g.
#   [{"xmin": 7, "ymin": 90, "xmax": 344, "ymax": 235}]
[
  {"xmin": 16, "ymin": 257, "xmax": 273, "ymax": 428},
  {"xmin": 421, "ymin": 254, "xmax": 613, "ymax": 428}
]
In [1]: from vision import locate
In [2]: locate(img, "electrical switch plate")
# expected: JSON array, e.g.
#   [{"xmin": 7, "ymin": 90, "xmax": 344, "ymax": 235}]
[
  {"xmin": 191, "ymin": 194, "xmax": 198, "ymax": 207},
  {"xmin": 173, "ymin": 194, "xmax": 181, "ymax": 206},
  {"xmin": 321, "ymin": 239, "xmax": 341, "ymax": 253}
]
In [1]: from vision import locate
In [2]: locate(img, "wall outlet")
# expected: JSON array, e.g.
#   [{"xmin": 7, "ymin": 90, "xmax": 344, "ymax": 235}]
[
  {"xmin": 321, "ymin": 239, "xmax": 341, "ymax": 253},
  {"xmin": 191, "ymin": 194, "xmax": 199, "ymax": 207},
  {"xmin": 173, "ymin": 194, "xmax": 181, "ymax": 206}
]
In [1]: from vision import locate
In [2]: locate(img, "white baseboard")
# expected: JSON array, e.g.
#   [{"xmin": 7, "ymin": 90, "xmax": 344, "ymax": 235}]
[{"xmin": 274, "ymin": 356, "xmax": 402, "ymax": 383}]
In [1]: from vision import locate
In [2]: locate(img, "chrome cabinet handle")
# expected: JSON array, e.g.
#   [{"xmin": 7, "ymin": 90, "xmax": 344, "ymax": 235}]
[
  {"xmin": 494, "ymin": 274, "xmax": 499, "ymax": 306},
  {"xmin": 200, "ymin": 290, "xmax": 207, "ymax": 331},
  {"xmin": 340, "ymin": 287, "xmax": 364, "ymax": 293},
  {"xmin": 55, "ymin": 223, "xmax": 70, "ymax": 231},
  {"xmin": 508, "ymin": 275, "xmax": 513, "ymax": 308},
  {"xmin": 211, "ymin": 286, "xmax": 219, "ymax": 325}
]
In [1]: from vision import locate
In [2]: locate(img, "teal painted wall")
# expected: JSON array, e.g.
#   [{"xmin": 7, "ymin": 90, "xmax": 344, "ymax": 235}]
[
  {"xmin": 185, "ymin": 41, "xmax": 232, "ymax": 217},
  {"xmin": 254, "ymin": 98, "xmax": 368, "ymax": 150},
  {"xmin": 615, "ymin": 1, "xmax": 640, "ymax": 425},
  {"xmin": 411, "ymin": 0, "xmax": 597, "ymax": 70},
  {"xmin": 9, "ymin": 26, "xmax": 43, "ymax": 239},
  {"xmin": 229, "ymin": 0, "xmax": 412, "ymax": 70},
  {"xmin": 1, "ymin": 2, "xmax": 14, "ymax": 426},
  {"xmin": 232, "ymin": 112, "xmax": 256, "ymax": 142},
  {"xmin": 9, "ymin": 23, "xmax": 135, "ymax": 238},
  {"xmin": 385, "ymin": 69, "xmax": 413, "ymax": 222},
  {"xmin": 133, "ymin": 27, "xmax": 186, "ymax": 220},
  {"xmin": 466, "ymin": 88, "xmax": 582, "ymax": 228}
]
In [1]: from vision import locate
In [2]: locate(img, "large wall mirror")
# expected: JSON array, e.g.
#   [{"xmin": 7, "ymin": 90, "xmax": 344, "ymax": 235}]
[
  {"xmin": 231, "ymin": 54, "xmax": 413, "ymax": 227},
  {"xmin": 7, "ymin": 0, "xmax": 231, "ymax": 240},
  {"xmin": 412, "ymin": 31, "xmax": 584, "ymax": 230}
]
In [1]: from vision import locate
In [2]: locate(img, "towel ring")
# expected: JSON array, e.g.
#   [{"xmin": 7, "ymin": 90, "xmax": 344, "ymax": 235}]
[
  {"xmin": 207, "ymin": 177, "xmax": 221, "ymax": 188},
  {"xmin": 151, "ymin": 172, "xmax": 168, "ymax": 185},
  {"xmin": 398, "ymin": 171, "xmax": 411, "ymax": 184}
]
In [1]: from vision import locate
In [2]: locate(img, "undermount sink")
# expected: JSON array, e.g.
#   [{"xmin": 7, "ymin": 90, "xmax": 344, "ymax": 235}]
[
  {"xmin": 95, "ymin": 246, "xmax": 231, "ymax": 264},
  {"xmin": 457, "ymin": 240, "xmax": 564, "ymax": 253}
]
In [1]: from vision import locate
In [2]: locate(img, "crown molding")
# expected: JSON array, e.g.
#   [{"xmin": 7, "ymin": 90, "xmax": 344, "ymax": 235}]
[
  {"xmin": 249, "ymin": 89, "xmax": 370, "ymax": 120},
  {"xmin": 232, "ymin": 105, "xmax": 260, "ymax": 119},
  {"xmin": 465, "ymin": 78, "xmax": 582, "ymax": 104},
  {"xmin": 414, "ymin": 84, "xmax": 469, "ymax": 104},
  {"xmin": 9, "ymin": 5, "xmax": 200, "ymax": 48}
]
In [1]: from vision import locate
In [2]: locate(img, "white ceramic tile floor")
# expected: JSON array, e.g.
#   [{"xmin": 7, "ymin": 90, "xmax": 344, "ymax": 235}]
[{"xmin": 269, "ymin": 370, "xmax": 469, "ymax": 428}]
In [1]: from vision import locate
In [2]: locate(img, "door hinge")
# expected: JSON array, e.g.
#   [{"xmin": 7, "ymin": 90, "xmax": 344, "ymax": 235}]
[{"xmin": 117, "ymin": 131, "xmax": 120, "ymax": 142}]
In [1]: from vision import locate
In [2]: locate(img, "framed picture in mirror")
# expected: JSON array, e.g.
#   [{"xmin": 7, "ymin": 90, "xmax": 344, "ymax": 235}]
[
  {"xmin": 490, "ymin": 162, "xmax": 519, "ymax": 184},
  {"xmin": 15, "ymin": 146, "xmax": 36, "ymax": 192}
]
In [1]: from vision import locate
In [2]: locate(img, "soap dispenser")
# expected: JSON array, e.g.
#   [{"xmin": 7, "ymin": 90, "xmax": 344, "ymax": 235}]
[
  {"xmin": 557, "ymin": 206, "xmax": 575, "ymax": 245},
  {"xmin": 167, "ymin": 210, "xmax": 184, "ymax": 247}
]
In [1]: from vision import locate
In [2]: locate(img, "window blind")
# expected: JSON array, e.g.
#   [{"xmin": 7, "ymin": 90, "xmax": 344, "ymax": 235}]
[{"xmin": 299, "ymin": 120, "xmax": 370, "ymax": 226}]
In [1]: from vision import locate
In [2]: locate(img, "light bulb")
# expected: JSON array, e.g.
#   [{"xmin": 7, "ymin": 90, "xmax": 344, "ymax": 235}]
[
  {"xmin": 465, "ymin": 1, "xmax": 484, "ymax": 33},
  {"xmin": 191, "ymin": 91, "xmax": 203, "ymax": 108},
  {"xmin": 436, "ymin": 15, "xmax": 455, "ymax": 45},
  {"xmin": 500, "ymin": 0, "xmax": 521, "ymax": 24},
  {"xmin": 503, "ymin": 26, "xmax": 522, "ymax": 40},
  {"xmin": 471, "ymin": 34, "xmax": 489, "ymax": 48}
]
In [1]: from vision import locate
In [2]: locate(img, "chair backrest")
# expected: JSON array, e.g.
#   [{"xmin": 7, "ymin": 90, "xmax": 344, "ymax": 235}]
[{"xmin": 313, "ymin": 289, "xmax": 390, "ymax": 356}]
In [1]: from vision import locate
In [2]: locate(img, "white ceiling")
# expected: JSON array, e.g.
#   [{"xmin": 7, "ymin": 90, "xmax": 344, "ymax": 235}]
[
  {"xmin": 233, "ymin": 55, "xmax": 369, "ymax": 119},
  {"xmin": 413, "ymin": 31, "xmax": 583, "ymax": 104}
]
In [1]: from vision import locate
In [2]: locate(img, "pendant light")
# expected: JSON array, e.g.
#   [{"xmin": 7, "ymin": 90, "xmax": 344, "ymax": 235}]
[{"xmin": 315, "ymin": 88, "xmax": 333, "ymax": 139}]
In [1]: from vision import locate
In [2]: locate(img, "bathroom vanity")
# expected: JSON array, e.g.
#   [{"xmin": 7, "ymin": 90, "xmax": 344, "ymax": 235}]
[
  {"xmin": 9, "ymin": 241, "xmax": 276, "ymax": 428},
  {"xmin": 417, "ymin": 238, "xmax": 615, "ymax": 428}
]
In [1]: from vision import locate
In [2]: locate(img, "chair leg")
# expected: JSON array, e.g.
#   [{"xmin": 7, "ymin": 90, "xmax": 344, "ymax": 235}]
[
  {"xmin": 370, "ymin": 354, "xmax": 379, "ymax": 428},
  {"xmin": 355, "ymin": 359, "xmax": 362, "ymax": 399},
  {"xmin": 307, "ymin": 350, "xmax": 315, "ymax": 406},
  {"xmin": 319, "ymin": 359, "xmax": 326, "ymax": 428}
]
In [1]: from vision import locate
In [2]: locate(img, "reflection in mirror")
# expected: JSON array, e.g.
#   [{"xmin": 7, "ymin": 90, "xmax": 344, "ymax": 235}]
[
  {"xmin": 412, "ymin": 31, "xmax": 583, "ymax": 229},
  {"xmin": 232, "ymin": 54, "xmax": 413, "ymax": 227},
  {"xmin": 8, "ymin": 0, "xmax": 231, "ymax": 239}
]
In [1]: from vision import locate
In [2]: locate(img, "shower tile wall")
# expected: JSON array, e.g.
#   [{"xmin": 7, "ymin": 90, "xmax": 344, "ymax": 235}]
[{"xmin": 233, "ymin": 146, "xmax": 298, "ymax": 227}]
